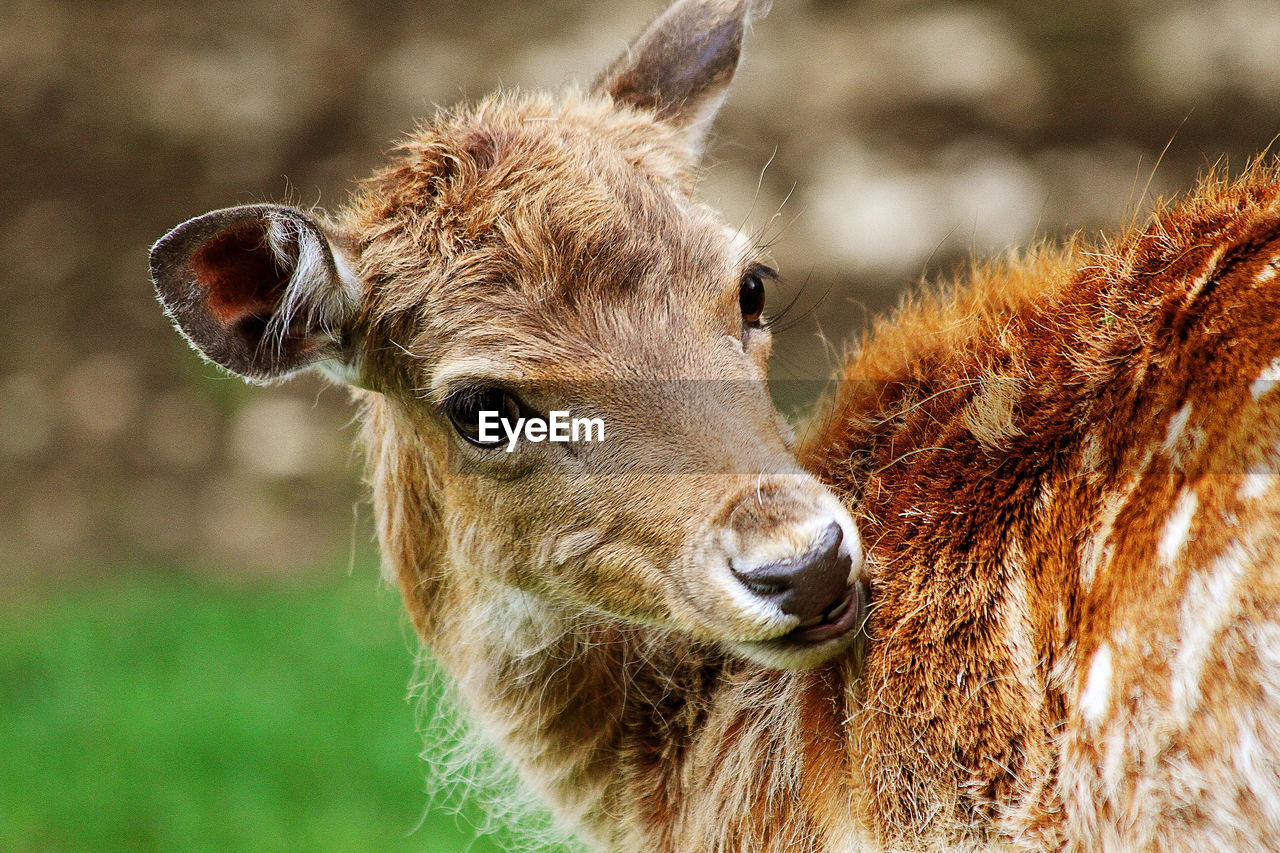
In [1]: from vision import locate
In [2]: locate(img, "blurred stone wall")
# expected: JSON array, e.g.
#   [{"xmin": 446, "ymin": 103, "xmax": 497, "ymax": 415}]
[{"xmin": 3, "ymin": 0, "xmax": 1279, "ymax": 584}]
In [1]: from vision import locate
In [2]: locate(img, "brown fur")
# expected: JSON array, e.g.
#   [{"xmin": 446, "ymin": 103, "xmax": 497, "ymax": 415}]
[
  {"xmin": 804, "ymin": 163, "xmax": 1280, "ymax": 850},
  {"xmin": 151, "ymin": 2, "xmax": 1280, "ymax": 850}
]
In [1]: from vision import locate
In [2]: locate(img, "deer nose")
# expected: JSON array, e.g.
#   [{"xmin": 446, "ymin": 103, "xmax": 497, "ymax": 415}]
[{"xmin": 731, "ymin": 522, "xmax": 852, "ymax": 622}]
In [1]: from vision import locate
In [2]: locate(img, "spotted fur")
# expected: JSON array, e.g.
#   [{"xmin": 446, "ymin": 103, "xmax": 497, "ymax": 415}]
[{"xmin": 804, "ymin": 163, "xmax": 1280, "ymax": 851}]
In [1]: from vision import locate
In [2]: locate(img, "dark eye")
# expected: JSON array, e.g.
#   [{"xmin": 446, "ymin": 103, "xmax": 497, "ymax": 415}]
[
  {"xmin": 739, "ymin": 266, "xmax": 769, "ymax": 325},
  {"xmin": 444, "ymin": 385, "xmax": 522, "ymax": 448}
]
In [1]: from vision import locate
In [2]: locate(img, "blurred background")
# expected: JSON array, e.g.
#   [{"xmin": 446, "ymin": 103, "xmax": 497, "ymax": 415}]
[{"xmin": 3, "ymin": 0, "xmax": 1279, "ymax": 849}]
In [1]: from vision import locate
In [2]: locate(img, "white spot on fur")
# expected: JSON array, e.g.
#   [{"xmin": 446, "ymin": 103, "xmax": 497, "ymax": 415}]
[
  {"xmin": 1081, "ymin": 432, "xmax": 1103, "ymax": 477},
  {"xmin": 1171, "ymin": 541, "xmax": 1248, "ymax": 721},
  {"xmin": 1081, "ymin": 450, "xmax": 1153, "ymax": 588},
  {"xmin": 1239, "ymin": 462, "xmax": 1275, "ymax": 500},
  {"xmin": 1035, "ymin": 482, "xmax": 1055, "ymax": 517},
  {"xmin": 1080, "ymin": 527, "xmax": 1109, "ymax": 590},
  {"xmin": 1179, "ymin": 250, "xmax": 1224, "ymax": 304},
  {"xmin": 1232, "ymin": 728, "xmax": 1271, "ymax": 813},
  {"xmin": 1257, "ymin": 256, "xmax": 1279, "ymax": 285},
  {"xmin": 1250, "ymin": 356, "xmax": 1280, "ymax": 399},
  {"xmin": 1003, "ymin": 542, "xmax": 1039, "ymax": 709},
  {"xmin": 1081, "ymin": 642, "xmax": 1113, "ymax": 725},
  {"xmin": 1158, "ymin": 488, "xmax": 1198, "ymax": 568},
  {"xmin": 1163, "ymin": 403, "xmax": 1192, "ymax": 452}
]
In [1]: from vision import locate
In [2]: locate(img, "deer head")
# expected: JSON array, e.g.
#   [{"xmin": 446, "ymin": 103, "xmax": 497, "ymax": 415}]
[{"xmin": 151, "ymin": 0, "xmax": 866, "ymax": 670}]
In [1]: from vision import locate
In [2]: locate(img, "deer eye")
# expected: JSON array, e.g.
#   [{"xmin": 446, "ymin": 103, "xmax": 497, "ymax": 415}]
[
  {"xmin": 739, "ymin": 266, "xmax": 770, "ymax": 325},
  {"xmin": 444, "ymin": 385, "xmax": 522, "ymax": 448}
]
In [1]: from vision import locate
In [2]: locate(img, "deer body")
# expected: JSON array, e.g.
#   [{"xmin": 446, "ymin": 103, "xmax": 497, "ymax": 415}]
[{"xmin": 152, "ymin": 2, "xmax": 1280, "ymax": 850}]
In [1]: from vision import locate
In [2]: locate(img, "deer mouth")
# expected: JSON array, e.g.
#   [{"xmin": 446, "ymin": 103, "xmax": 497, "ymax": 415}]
[
  {"xmin": 780, "ymin": 577, "xmax": 869, "ymax": 646},
  {"xmin": 727, "ymin": 577, "xmax": 869, "ymax": 669}
]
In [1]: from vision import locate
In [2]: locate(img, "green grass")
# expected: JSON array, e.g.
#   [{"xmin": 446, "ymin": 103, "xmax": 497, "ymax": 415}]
[{"xmin": 0, "ymin": 569, "xmax": 536, "ymax": 852}]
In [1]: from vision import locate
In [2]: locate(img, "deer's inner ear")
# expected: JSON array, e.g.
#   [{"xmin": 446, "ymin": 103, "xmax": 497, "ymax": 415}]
[
  {"xmin": 191, "ymin": 222, "xmax": 293, "ymax": 327},
  {"xmin": 150, "ymin": 204, "xmax": 363, "ymax": 384},
  {"xmin": 595, "ymin": 0, "xmax": 752, "ymax": 159}
]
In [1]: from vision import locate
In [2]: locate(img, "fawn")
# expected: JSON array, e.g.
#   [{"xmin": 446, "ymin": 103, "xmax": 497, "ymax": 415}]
[{"xmin": 152, "ymin": 0, "xmax": 1280, "ymax": 850}]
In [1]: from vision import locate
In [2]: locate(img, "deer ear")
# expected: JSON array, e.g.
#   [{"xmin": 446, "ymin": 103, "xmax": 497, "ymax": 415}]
[
  {"xmin": 596, "ymin": 0, "xmax": 753, "ymax": 158},
  {"xmin": 151, "ymin": 204, "xmax": 363, "ymax": 384}
]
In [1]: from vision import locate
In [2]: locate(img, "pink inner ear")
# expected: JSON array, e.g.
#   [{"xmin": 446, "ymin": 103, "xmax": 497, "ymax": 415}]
[{"xmin": 190, "ymin": 223, "xmax": 291, "ymax": 325}]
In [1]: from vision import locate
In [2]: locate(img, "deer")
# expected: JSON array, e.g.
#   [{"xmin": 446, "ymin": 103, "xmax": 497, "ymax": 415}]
[{"xmin": 150, "ymin": 0, "xmax": 1280, "ymax": 850}]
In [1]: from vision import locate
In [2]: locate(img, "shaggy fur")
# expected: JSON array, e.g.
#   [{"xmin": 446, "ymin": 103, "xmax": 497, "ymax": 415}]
[
  {"xmin": 151, "ymin": 1, "xmax": 1280, "ymax": 850},
  {"xmin": 804, "ymin": 164, "xmax": 1280, "ymax": 851}
]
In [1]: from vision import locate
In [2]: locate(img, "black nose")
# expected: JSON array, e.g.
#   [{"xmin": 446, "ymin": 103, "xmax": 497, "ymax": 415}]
[{"xmin": 731, "ymin": 522, "xmax": 851, "ymax": 621}]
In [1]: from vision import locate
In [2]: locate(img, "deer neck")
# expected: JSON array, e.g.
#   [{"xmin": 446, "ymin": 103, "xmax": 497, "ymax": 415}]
[
  {"xmin": 436, "ymin": 585, "xmax": 643, "ymax": 837},
  {"xmin": 434, "ymin": 580, "xmax": 865, "ymax": 850}
]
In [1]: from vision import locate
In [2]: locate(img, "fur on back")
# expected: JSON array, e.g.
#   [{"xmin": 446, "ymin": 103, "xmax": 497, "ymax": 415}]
[{"xmin": 803, "ymin": 163, "xmax": 1280, "ymax": 851}]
